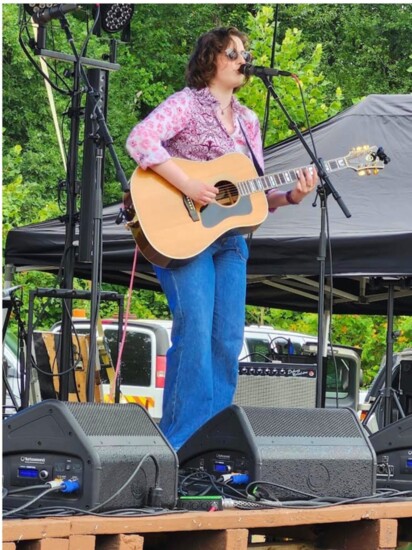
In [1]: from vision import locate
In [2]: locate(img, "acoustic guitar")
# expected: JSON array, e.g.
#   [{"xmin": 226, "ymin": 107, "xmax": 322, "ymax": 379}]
[{"xmin": 129, "ymin": 146, "xmax": 385, "ymax": 268}]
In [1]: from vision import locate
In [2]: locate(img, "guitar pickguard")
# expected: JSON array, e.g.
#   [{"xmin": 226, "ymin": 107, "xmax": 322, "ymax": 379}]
[{"xmin": 200, "ymin": 195, "xmax": 253, "ymax": 228}]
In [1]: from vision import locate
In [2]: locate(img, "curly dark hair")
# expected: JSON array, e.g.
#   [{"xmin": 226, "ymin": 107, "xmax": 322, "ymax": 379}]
[{"xmin": 186, "ymin": 27, "xmax": 249, "ymax": 90}]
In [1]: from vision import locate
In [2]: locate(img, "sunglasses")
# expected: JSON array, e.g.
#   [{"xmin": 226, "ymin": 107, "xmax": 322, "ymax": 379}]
[{"xmin": 225, "ymin": 48, "xmax": 253, "ymax": 63}]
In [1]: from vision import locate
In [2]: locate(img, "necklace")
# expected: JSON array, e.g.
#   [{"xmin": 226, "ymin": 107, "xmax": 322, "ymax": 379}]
[{"xmin": 219, "ymin": 101, "xmax": 231, "ymax": 115}]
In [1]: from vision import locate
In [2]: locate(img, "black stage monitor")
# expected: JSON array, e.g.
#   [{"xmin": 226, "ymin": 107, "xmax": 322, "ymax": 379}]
[
  {"xmin": 178, "ymin": 405, "xmax": 376, "ymax": 500},
  {"xmin": 369, "ymin": 415, "xmax": 412, "ymax": 492},
  {"xmin": 3, "ymin": 400, "xmax": 178, "ymax": 512}
]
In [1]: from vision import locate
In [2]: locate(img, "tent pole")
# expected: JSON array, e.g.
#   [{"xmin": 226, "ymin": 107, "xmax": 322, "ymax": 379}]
[
  {"xmin": 4, "ymin": 264, "xmax": 16, "ymax": 288},
  {"xmin": 362, "ymin": 278, "xmax": 406, "ymax": 430},
  {"xmin": 315, "ymin": 186, "xmax": 330, "ymax": 407},
  {"xmin": 383, "ymin": 280, "xmax": 395, "ymax": 427},
  {"xmin": 322, "ymin": 310, "xmax": 331, "ymax": 357}
]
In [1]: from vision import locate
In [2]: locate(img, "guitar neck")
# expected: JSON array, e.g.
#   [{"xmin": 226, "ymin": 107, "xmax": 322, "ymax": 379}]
[{"xmin": 238, "ymin": 155, "xmax": 348, "ymax": 196}]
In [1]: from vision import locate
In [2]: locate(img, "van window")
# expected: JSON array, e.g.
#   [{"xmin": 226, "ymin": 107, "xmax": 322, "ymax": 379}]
[
  {"xmin": 244, "ymin": 338, "xmax": 273, "ymax": 362},
  {"xmin": 325, "ymin": 356, "xmax": 352, "ymax": 398},
  {"xmin": 269, "ymin": 336, "xmax": 304, "ymax": 355},
  {"xmin": 73, "ymin": 326, "xmax": 153, "ymax": 387},
  {"xmin": 104, "ymin": 329, "xmax": 153, "ymax": 387}
]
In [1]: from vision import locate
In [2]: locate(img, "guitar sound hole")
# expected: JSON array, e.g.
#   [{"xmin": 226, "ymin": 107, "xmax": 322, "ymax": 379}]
[{"xmin": 215, "ymin": 180, "xmax": 239, "ymax": 206}]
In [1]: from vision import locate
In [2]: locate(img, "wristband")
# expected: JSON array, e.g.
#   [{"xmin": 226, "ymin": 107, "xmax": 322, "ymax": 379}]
[{"xmin": 286, "ymin": 189, "xmax": 299, "ymax": 205}]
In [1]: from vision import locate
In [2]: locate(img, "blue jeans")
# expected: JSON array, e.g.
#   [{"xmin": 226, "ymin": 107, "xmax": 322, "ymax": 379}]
[{"xmin": 154, "ymin": 234, "xmax": 248, "ymax": 450}]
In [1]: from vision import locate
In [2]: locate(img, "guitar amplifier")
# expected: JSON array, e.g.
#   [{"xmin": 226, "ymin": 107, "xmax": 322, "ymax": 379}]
[{"xmin": 234, "ymin": 362, "xmax": 317, "ymax": 409}]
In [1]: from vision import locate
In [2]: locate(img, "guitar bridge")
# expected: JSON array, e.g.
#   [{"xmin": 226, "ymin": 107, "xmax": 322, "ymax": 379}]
[{"xmin": 183, "ymin": 196, "xmax": 200, "ymax": 222}]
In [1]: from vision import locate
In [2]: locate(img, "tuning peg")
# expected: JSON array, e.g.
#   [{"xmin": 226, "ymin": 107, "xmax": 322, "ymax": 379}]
[{"xmin": 376, "ymin": 146, "xmax": 391, "ymax": 165}]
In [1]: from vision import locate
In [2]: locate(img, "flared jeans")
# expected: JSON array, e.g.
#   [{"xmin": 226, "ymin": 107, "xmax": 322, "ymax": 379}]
[{"xmin": 154, "ymin": 234, "xmax": 248, "ymax": 450}]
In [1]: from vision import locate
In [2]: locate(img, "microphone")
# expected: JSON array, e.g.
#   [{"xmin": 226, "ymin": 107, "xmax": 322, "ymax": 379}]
[
  {"xmin": 239, "ymin": 63, "xmax": 293, "ymax": 78},
  {"xmin": 33, "ymin": 4, "xmax": 79, "ymax": 24}
]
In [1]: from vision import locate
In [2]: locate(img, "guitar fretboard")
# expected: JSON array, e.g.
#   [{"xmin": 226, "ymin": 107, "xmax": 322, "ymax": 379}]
[{"xmin": 237, "ymin": 156, "xmax": 348, "ymax": 196}]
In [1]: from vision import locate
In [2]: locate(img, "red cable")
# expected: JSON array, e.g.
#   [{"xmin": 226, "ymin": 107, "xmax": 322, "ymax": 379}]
[{"xmin": 110, "ymin": 244, "xmax": 139, "ymax": 400}]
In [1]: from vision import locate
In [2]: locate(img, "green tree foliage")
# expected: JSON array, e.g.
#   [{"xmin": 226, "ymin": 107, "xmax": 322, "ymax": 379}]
[
  {"xmin": 2, "ymin": 4, "xmax": 251, "ymax": 205},
  {"xmin": 2, "ymin": 6, "xmax": 73, "ymax": 206},
  {"xmin": 278, "ymin": 4, "xmax": 412, "ymax": 106},
  {"xmin": 2, "ymin": 141, "xmax": 61, "ymax": 242},
  {"xmin": 238, "ymin": 6, "xmax": 343, "ymax": 145}
]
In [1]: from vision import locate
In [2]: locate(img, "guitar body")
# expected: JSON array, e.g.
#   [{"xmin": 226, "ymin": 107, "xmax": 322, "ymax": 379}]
[
  {"xmin": 130, "ymin": 153, "xmax": 268, "ymax": 267},
  {"xmin": 129, "ymin": 145, "xmax": 385, "ymax": 267}
]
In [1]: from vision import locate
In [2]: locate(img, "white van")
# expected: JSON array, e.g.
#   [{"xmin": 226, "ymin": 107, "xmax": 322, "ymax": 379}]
[{"xmin": 47, "ymin": 318, "xmax": 361, "ymax": 419}]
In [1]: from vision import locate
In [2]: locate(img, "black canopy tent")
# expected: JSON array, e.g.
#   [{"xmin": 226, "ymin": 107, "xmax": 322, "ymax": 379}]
[
  {"xmin": 5, "ymin": 94, "xmax": 412, "ymax": 315},
  {"xmin": 246, "ymin": 93, "xmax": 412, "ymax": 314}
]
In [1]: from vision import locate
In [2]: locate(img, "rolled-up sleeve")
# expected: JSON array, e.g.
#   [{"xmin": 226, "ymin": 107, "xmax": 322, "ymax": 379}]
[{"xmin": 126, "ymin": 89, "xmax": 193, "ymax": 169}]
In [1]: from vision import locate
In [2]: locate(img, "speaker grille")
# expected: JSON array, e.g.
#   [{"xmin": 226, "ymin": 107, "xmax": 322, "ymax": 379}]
[
  {"xmin": 243, "ymin": 407, "xmax": 363, "ymax": 439},
  {"xmin": 65, "ymin": 402, "xmax": 160, "ymax": 437},
  {"xmin": 235, "ymin": 376, "xmax": 316, "ymax": 408}
]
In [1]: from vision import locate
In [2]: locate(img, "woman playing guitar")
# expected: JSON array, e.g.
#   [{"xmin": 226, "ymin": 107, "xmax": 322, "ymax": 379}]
[{"xmin": 126, "ymin": 27, "xmax": 317, "ymax": 450}]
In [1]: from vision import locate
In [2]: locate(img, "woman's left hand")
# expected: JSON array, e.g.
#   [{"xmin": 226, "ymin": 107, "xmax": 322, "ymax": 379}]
[{"xmin": 289, "ymin": 167, "xmax": 318, "ymax": 203}]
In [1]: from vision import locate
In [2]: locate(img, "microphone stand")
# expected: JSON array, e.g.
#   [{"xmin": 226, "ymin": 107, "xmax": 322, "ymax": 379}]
[{"xmin": 258, "ymin": 74, "xmax": 351, "ymax": 407}]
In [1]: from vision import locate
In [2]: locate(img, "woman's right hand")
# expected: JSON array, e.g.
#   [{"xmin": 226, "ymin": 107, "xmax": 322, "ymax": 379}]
[
  {"xmin": 180, "ymin": 178, "xmax": 219, "ymax": 206},
  {"xmin": 148, "ymin": 159, "xmax": 218, "ymax": 206}
]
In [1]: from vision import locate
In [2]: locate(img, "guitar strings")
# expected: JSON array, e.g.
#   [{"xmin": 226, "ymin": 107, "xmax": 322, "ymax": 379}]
[
  {"xmin": 209, "ymin": 177, "xmax": 291, "ymax": 198},
  {"xmin": 209, "ymin": 168, "xmax": 306, "ymax": 197}
]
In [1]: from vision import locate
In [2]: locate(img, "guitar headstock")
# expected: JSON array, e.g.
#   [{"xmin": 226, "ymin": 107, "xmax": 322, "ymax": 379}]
[{"xmin": 345, "ymin": 145, "xmax": 386, "ymax": 176}]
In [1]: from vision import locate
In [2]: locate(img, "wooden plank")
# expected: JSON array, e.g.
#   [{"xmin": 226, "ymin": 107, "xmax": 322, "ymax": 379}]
[
  {"xmin": 142, "ymin": 529, "xmax": 249, "ymax": 550},
  {"xmin": 96, "ymin": 534, "xmax": 144, "ymax": 550},
  {"xmin": 205, "ymin": 529, "xmax": 249, "ymax": 550},
  {"xmin": 3, "ymin": 502, "xmax": 412, "ymax": 543},
  {"xmin": 69, "ymin": 535, "xmax": 96, "ymax": 550},
  {"xmin": 2, "ymin": 543, "xmax": 16, "ymax": 550},
  {"xmin": 67, "ymin": 502, "xmax": 412, "ymax": 536},
  {"xmin": 3, "ymin": 519, "xmax": 71, "ymax": 542},
  {"xmin": 376, "ymin": 519, "xmax": 399, "ymax": 549},
  {"xmin": 18, "ymin": 538, "xmax": 70, "ymax": 550},
  {"xmin": 319, "ymin": 519, "xmax": 398, "ymax": 550}
]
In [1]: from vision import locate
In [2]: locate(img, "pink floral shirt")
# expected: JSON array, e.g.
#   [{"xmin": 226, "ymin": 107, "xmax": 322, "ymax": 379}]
[{"xmin": 126, "ymin": 87, "xmax": 264, "ymax": 172}]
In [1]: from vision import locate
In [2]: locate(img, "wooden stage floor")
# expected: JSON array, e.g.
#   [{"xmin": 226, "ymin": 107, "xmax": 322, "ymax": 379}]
[{"xmin": 3, "ymin": 501, "xmax": 412, "ymax": 550}]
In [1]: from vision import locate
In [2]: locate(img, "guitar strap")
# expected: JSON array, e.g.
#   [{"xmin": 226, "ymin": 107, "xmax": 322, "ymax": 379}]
[
  {"xmin": 238, "ymin": 119, "xmax": 264, "ymax": 177},
  {"xmin": 238, "ymin": 119, "xmax": 264, "ymax": 251}
]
